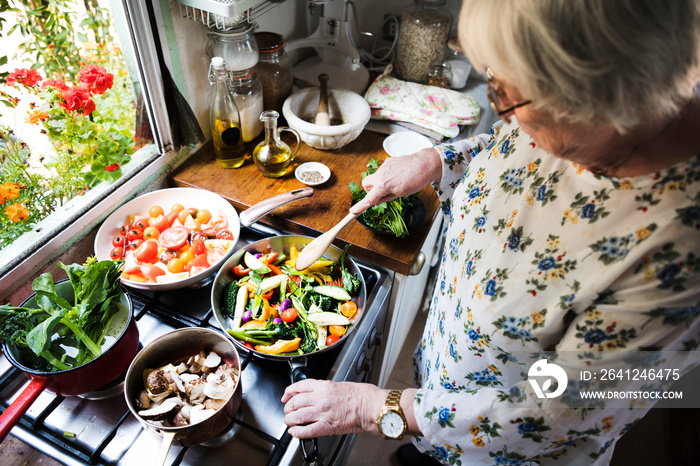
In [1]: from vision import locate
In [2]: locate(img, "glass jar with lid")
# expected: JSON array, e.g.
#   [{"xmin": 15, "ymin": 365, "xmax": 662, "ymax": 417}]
[
  {"xmin": 255, "ymin": 31, "xmax": 293, "ymax": 115},
  {"xmin": 205, "ymin": 23, "xmax": 259, "ymax": 73},
  {"xmin": 395, "ymin": 0, "xmax": 452, "ymax": 83},
  {"xmin": 229, "ymin": 68, "xmax": 264, "ymax": 143}
]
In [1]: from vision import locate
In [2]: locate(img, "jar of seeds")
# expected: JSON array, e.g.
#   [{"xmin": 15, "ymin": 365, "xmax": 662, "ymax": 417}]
[{"xmin": 395, "ymin": 0, "xmax": 452, "ymax": 83}]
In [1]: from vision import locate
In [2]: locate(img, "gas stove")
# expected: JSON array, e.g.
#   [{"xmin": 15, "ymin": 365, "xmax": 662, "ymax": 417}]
[{"xmin": 0, "ymin": 225, "xmax": 392, "ymax": 466}]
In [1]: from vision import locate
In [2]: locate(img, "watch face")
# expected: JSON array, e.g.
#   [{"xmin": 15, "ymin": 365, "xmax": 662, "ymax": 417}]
[{"xmin": 379, "ymin": 411, "xmax": 405, "ymax": 438}]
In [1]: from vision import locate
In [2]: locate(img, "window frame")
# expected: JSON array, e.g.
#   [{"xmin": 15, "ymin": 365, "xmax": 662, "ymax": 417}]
[{"xmin": 0, "ymin": 0, "xmax": 193, "ymax": 299}]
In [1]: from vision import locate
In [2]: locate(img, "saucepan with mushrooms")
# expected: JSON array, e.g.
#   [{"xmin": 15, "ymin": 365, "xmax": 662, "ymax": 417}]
[{"xmin": 123, "ymin": 327, "xmax": 242, "ymax": 466}]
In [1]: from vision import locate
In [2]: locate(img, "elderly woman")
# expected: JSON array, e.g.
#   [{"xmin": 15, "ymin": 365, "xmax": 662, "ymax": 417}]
[{"xmin": 282, "ymin": 0, "xmax": 700, "ymax": 464}]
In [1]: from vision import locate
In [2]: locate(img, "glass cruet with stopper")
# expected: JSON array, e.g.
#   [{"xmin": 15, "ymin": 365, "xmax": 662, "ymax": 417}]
[
  {"xmin": 209, "ymin": 56, "xmax": 246, "ymax": 168},
  {"xmin": 252, "ymin": 110, "xmax": 301, "ymax": 178}
]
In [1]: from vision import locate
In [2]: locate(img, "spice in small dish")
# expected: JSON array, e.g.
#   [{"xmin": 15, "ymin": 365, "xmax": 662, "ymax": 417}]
[{"xmin": 295, "ymin": 162, "xmax": 331, "ymax": 186}]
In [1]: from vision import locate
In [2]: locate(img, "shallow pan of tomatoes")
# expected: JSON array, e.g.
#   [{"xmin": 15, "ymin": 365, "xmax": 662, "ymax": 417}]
[{"xmin": 94, "ymin": 187, "xmax": 314, "ymax": 291}]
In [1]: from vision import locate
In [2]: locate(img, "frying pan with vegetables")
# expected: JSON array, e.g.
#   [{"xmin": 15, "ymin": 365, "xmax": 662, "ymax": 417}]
[{"xmin": 211, "ymin": 235, "xmax": 366, "ymax": 463}]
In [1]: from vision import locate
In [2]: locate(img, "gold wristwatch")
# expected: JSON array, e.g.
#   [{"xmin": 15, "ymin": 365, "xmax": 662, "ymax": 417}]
[{"xmin": 376, "ymin": 389, "xmax": 407, "ymax": 440}]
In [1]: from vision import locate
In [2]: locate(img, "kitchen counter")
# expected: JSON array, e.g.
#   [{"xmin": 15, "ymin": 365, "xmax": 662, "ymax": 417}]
[{"xmin": 169, "ymin": 131, "xmax": 441, "ymax": 276}]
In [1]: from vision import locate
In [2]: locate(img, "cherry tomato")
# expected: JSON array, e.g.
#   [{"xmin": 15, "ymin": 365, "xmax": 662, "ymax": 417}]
[
  {"xmin": 149, "ymin": 205, "xmax": 164, "ymax": 217},
  {"xmin": 188, "ymin": 207, "xmax": 199, "ymax": 217},
  {"xmin": 280, "ymin": 307, "xmax": 298, "ymax": 323},
  {"xmin": 190, "ymin": 231, "xmax": 207, "ymax": 243},
  {"xmin": 119, "ymin": 224, "xmax": 129, "ymax": 235},
  {"xmin": 234, "ymin": 264, "xmax": 250, "ymax": 276},
  {"xmin": 329, "ymin": 325, "xmax": 347, "ymax": 337},
  {"xmin": 167, "ymin": 258, "xmax": 186, "ymax": 273},
  {"xmin": 159, "ymin": 226, "xmax": 189, "ymax": 250},
  {"xmin": 160, "ymin": 249, "xmax": 178, "ymax": 264},
  {"xmin": 326, "ymin": 334, "xmax": 341, "ymax": 346},
  {"xmin": 202, "ymin": 227, "xmax": 219, "ymax": 238},
  {"xmin": 177, "ymin": 208, "xmax": 190, "ymax": 224},
  {"xmin": 135, "ymin": 239, "xmax": 159, "ymax": 263},
  {"xmin": 126, "ymin": 228, "xmax": 143, "ymax": 242},
  {"xmin": 196, "ymin": 209, "xmax": 212, "ymax": 224},
  {"xmin": 216, "ymin": 229, "xmax": 234, "ymax": 240},
  {"xmin": 128, "ymin": 239, "xmax": 144, "ymax": 251},
  {"xmin": 340, "ymin": 301, "xmax": 358, "ymax": 318},
  {"xmin": 143, "ymin": 226, "xmax": 160, "ymax": 240},
  {"xmin": 179, "ymin": 250, "xmax": 195, "ymax": 264},
  {"xmin": 133, "ymin": 218, "xmax": 149, "ymax": 230},
  {"xmin": 110, "ymin": 247, "xmax": 125, "ymax": 260},
  {"xmin": 171, "ymin": 204, "xmax": 184, "ymax": 213},
  {"xmin": 112, "ymin": 235, "xmax": 126, "ymax": 247}
]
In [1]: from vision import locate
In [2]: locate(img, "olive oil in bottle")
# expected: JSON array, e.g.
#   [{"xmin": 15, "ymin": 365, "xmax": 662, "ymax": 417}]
[
  {"xmin": 209, "ymin": 57, "xmax": 246, "ymax": 168},
  {"xmin": 252, "ymin": 110, "xmax": 301, "ymax": 178}
]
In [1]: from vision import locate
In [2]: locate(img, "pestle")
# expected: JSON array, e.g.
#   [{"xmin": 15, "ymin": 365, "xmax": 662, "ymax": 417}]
[{"xmin": 314, "ymin": 73, "xmax": 331, "ymax": 126}]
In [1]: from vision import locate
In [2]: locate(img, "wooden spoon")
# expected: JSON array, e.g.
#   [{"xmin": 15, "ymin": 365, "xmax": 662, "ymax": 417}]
[
  {"xmin": 295, "ymin": 211, "xmax": 363, "ymax": 270},
  {"xmin": 314, "ymin": 73, "xmax": 331, "ymax": 126}
]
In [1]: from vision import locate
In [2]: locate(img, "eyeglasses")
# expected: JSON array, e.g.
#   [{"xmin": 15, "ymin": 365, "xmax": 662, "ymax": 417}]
[{"xmin": 486, "ymin": 67, "xmax": 532, "ymax": 123}]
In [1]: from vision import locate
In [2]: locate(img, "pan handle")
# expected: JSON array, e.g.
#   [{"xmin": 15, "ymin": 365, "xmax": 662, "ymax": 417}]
[
  {"xmin": 154, "ymin": 430, "xmax": 177, "ymax": 466},
  {"xmin": 0, "ymin": 376, "xmax": 50, "ymax": 443},
  {"xmin": 288, "ymin": 359, "xmax": 319, "ymax": 464},
  {"xmin": 239, "ymin": 187, "xmax": 314, "ymax": 227}
]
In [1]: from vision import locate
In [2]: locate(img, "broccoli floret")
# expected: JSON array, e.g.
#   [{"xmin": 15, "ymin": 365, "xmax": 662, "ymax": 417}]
[
  {"xmin": 0, "ymin": 306, "xmax": 41, "ymax": 347},
  {"xmin": 311, "ymin": 294, "xmax": 334, "ymax": 311}
]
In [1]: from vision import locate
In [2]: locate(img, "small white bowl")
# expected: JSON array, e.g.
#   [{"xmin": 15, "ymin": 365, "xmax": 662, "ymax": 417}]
[
  {"xmin": 383, "ymin": 132, "xmax": 434, "ymax": 157},
  {"xmin": 295, "ymin": 162, "xmax": 331, "ymax": 186}
]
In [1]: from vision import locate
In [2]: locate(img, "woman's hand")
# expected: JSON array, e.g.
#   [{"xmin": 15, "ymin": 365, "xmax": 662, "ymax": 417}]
[
  {"xmin": 282, "ymin": 379, "xmax": 387, "ymax": 438},
  {"xmin": 349, "ymin": 147, "xmax": 442, "ymax": 215}
]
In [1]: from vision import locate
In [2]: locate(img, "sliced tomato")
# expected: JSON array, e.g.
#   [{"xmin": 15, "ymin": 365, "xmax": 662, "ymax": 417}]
[
  {"xmin": 159, "ymin": 226, "xmax": 189, "ymax": 250},
  {"xmin": 191, "ymin": 237, "xmax": 206, "ymax": 256},
  {"xmin": 189, "ymin": 265, "xmax": 207, "ymax": 276},
  {"xmin": 216, "ymin": 229, "xmax": 234, "ymax": 240},
  {"xmin": 140, "ymin": 263, "xmax": 166, "ymax": 282},
  {"xmin": 206, "ymin": 246, "xmax": 227, "ymax": 268},
  {"xmin": 135, "ymin": 239, "xmax": 159, "ymax": 263},
  {"xmin": 207, "ymin": 210, "xmax": 228, "ymax": 230},
  {"xmin": 123, "ymin": 252, "xmax": 144, "ymax": 273},
  {"xmin": 185, "ymin": 253, "xmax": 209, "ymax": 272},
  {"xmin": 151, "ymin": 210, "xmax": 179, "ymax": 232}
]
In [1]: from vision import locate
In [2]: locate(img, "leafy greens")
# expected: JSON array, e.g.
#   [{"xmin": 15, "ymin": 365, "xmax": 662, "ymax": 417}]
[
  {"xmin": 349, "ymin": 157, "xmax": 415, "ymax": 238},
  {"xmin": 0, "ymin": 257, "xmax": 125, "ymax": 372}
]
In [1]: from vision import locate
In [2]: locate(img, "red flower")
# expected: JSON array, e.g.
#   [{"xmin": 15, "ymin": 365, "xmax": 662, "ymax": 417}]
[
  {"xmin": 78, "ymin": 64, "xmax": 114, "ymax": 95},
  {"xmin": 105, "ymin": 163, "xmax": 119, "ymax": 172},
  {"xmin": 41, "ymin": 78, "xmax": 70, "ymax": 92},
  {"xmin": 7, "ymin": 68, "xmax": 43, "ymax": 87},
  {"xmin": 60, "ymin": 83, "xmax": 96, "ymax": 115}
]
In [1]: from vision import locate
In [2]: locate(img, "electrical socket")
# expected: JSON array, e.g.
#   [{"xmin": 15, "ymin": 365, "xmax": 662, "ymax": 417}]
[{"xmin": 382, "ymin": 14, "xmax": 398, "ymax": 41}]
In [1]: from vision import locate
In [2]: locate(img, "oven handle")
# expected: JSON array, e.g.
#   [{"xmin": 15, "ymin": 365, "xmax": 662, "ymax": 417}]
[{"xmin": 288, "ymin": 358, "xmax": 319, "ymax": 464}]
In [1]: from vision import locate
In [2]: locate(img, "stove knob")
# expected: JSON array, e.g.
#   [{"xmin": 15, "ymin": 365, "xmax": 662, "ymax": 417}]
[
  {"xmin": 356, "ymin": 351, "xmax": 373, "ymax": 375},
  {"xmin": 368, "ymin": 327, "xmax": 382, "ymax": 349}
]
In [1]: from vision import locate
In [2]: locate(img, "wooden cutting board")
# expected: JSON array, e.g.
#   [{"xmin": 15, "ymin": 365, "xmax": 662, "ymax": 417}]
[{"xmin": 169, "ymin": 130, "xmax": 440, "ymax": 275}]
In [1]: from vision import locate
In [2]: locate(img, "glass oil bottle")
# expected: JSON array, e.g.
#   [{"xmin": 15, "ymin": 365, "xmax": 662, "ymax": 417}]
[
  {"xmin": 252, "ymin": 110, "xmax": 301, "ymax": 178},
  {"xmin": 209, "ymin": 56, "xmax": 246, "ymax": 168}
]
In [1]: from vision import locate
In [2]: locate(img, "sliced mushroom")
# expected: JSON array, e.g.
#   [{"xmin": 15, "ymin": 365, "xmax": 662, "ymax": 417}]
[
  {"xmin": 180, "ymin": 402, "xmax": 193, "ymax": 421},
  {"xmin": 175, "ymin": 362, "xmax": 189, "ymax": 374},
  {"xmin": 148, "ymin": 387, "xmax": 173, "ymax": 404},
  {"xmin": 136, "ymin": 390, "xmax": 151, "ymax": 410},
  {"xmin": 179, "ymin": 373, "xmax": 200, "ymax": 384},
  {"xmin": 169, "ymin": 370, "xmax": 186, "ymax": 394},
  {"xmin": 146, "ymin": 370, "xmax": 170, "ymax": 395},
  {"xmin": 202, "ymin": 352, "xmax": 222, "ymax": 372},
  {"xmin": 204, "ymin": 397, "xmax": 226, "ymax": 411},
  {"xmin": 187, "ymin": 379, "xmax": 207, "ymax": 404},
  {"xmin": 204, "ymin": 372, "xmax": 235, "ymax": 400},
  {"xmin": 189, "ymin": 404, "xmax": 216, "ymax": 425},
  {"xmin": 215, "ymin": 363, "xmax": 239, "ymax": 380},
  {"xmin": 138, "ymin": 401, "xmax": 180, "ymax": 421},
  {"xmin": 173, "ymin": 412, "xmax": 189, "ymax": 427}
]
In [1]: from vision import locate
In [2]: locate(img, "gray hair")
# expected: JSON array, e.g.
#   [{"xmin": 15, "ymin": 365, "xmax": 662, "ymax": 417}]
[{"xmin": 459, "ymin": 0, "xmax": 700, "ymax": 130}]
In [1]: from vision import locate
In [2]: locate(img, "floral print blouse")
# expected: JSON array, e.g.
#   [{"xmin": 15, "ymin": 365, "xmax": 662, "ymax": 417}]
[{"xmin": 412, "ymin": 120, "xmax": 700, "ymax": 465}]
